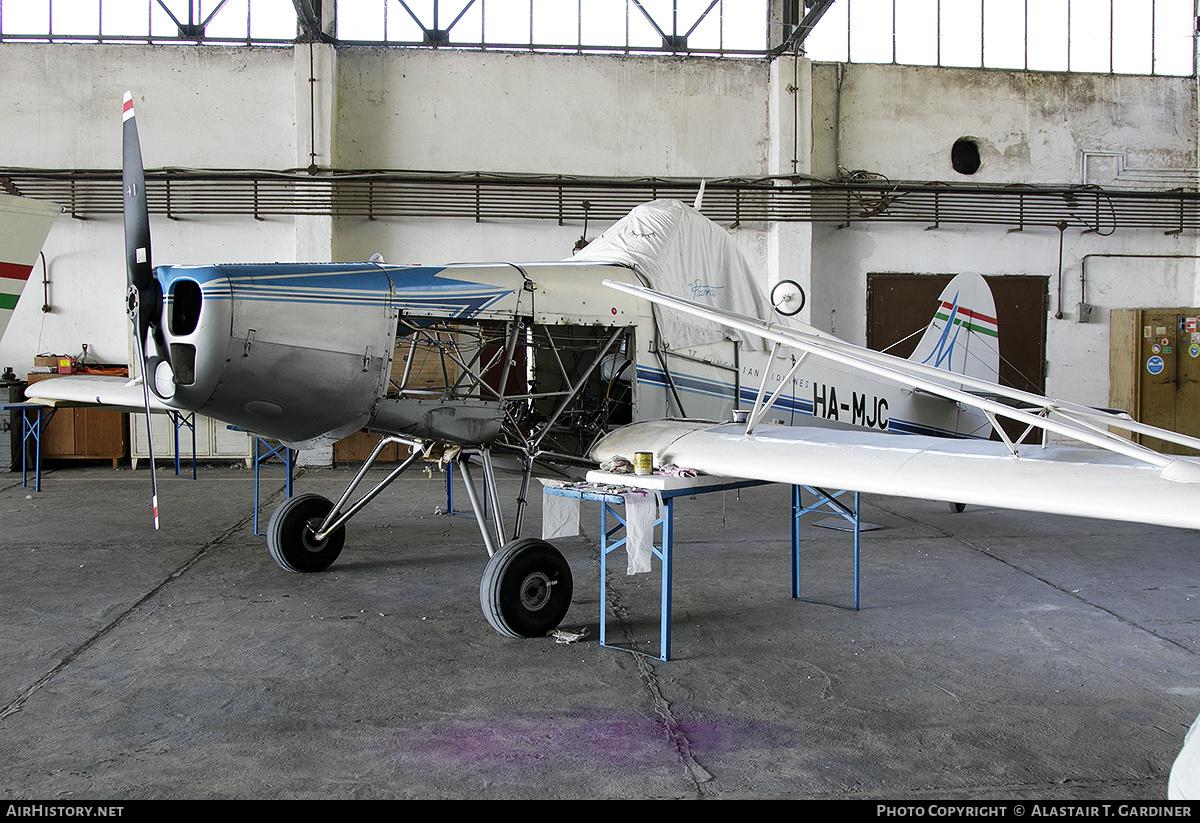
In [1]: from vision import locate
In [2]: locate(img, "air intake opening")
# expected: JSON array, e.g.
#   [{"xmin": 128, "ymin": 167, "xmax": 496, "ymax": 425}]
[
  {"xmin": 170, "ymin": 344, "xmax": 196, "ymax": 386},
  {"xmin": 170, "ymin": 280, "xmax": 203, "ymax": 336}
]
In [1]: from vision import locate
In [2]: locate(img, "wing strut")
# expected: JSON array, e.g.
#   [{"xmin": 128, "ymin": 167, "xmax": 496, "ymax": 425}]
[
  {"xmin": 745, "ymin": 344, "xmax": 809, "ymax": 435},
  {"xmin": 603, "ymin": 279, "xmax": 1200, "ymax": 482}
]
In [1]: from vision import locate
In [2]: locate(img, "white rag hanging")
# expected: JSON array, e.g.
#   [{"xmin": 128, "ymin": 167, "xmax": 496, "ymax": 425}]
[
  {"xmin": 542, "ymin": 494, "xmax": 580, "ymax": 540},
  {"xmin": 622, "ymin": 491, "xmax": 662, "ymax": 575}
]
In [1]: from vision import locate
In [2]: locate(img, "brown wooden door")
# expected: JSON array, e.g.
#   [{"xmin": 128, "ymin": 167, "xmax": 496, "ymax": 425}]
[
  {"xmin": 867, "ymin": 274, "xmax": 1049, "ymax": 442},
  {"xmin": 867, "ymin": 274, "xmax": 1048, "ymax": 395}
]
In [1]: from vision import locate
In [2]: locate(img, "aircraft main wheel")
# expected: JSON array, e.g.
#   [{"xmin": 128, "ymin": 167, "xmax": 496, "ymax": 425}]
[
  {"xmin": 949, "ymin": 502, "xmax": 967, "ymax": 513},
  {"xmin": 267, "ymin": 494, "xmax": 345, "ymax": 573},
  {"xmin": 480, "ymin": 538, "xmax": 573, "ymax": 638}
]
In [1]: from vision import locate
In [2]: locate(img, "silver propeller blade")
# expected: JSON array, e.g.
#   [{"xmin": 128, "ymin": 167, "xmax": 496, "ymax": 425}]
[{"xmin": 122, "ymin": 91, "xmax": 160, "ymax": 530}]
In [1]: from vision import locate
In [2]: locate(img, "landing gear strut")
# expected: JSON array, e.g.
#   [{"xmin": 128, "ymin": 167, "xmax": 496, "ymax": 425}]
[{"xmin": 263, "ymin": 444, "xmax": 575, "ymax": 635}]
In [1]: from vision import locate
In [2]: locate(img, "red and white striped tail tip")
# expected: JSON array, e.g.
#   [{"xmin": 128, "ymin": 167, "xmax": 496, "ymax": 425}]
[
  {"xmin": 152, "ymin": 494, "xmax": 159, "ymax": 530},
  {"xmin": 122, "ymin": 92, "xmax": 135, "ymax": 122}
]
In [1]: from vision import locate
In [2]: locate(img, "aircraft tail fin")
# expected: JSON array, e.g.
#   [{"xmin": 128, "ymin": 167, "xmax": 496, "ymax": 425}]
[
  {"xmin": 0, "ymin": 194, "xmax": 60, "ymax": 348},
  {"xmin": 907, "ymin": 272, "xmax": 1000, "ymax": 384}
]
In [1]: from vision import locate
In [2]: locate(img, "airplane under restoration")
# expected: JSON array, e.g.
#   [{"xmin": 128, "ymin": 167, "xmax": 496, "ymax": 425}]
[{"xmin": 28, "ymin": 92, "xmax": 1200, "ymax": 641}]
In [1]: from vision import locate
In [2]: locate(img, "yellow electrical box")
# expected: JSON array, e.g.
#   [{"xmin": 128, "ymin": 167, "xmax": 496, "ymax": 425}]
[{"xmin": 1111, "ymin": 308, "xmax": 1200, "ymax": 455}]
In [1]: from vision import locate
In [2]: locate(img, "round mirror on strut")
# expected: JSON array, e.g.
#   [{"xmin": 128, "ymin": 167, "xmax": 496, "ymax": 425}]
[{"xmin": 770, "ymin": 279, "xmax": 806, "ymax": 317}]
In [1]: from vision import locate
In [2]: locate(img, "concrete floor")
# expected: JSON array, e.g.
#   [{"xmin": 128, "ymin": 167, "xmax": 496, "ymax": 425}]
[{"xmin": 0, "ymin": 461, "xmax": 1197, "ymax": 800}]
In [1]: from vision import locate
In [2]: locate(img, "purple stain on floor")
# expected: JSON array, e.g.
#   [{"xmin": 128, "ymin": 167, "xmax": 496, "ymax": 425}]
[
  {"xmin": 376, "ymin": 711, "xmax": 791, "ymax": 773},
  {"xmin": 675, "ymin": 716, "xmax": 791, "ymax": 752}
]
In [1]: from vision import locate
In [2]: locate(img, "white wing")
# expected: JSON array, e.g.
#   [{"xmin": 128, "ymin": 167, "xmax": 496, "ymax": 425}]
[
  {"xmin": 593, "ymin": 419, "xmax": 1200, "ymax": 531},
  {"xmin": 27, "ymin": 374, "xmax": 172, "ymax": 413},
  {"xmin": 596, "ymin": 280, "xmax": 1200, "ymax": 531}
]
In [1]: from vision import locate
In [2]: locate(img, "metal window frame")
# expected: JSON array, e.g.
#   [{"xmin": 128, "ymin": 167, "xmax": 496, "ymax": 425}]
[
  {"xmin": 0, "ymin": 0, "xmax": 775, "ymax": 56},
  {"xmin": 2, "ymin": 0, "xmax": 1194, "ymax": 75},
  {"xmin": 809, "ymin": 0, "xmax": 1197, "ymax": 77}
]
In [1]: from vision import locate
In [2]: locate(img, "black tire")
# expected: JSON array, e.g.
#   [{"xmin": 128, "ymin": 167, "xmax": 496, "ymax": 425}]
[
  {"xmin": 267, "ymin": 494, "xmax": 345, "ymax": 573},
  {"xmin": 949, "ymin": 502, "xmax": 966, "ymax": 513},
  {"xmin": 480, "ymin": 538, "xmax": 573, "ymax": 638}
]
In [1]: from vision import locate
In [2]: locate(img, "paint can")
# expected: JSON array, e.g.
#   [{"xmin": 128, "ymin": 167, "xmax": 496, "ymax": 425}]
[{"xmin": 633, "ymin": 451, "xmax": 653, "ymax": 476}]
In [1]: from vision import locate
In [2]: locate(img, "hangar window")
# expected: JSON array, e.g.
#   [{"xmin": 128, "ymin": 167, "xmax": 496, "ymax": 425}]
[
  {"xmin": 337, "ymin": 0, "xmax": 769, "ymax": 56},
  {"xmin": 804, "ymin": 0, "xmax": 1196, "ymax": 77},
  {"xmin": 0, "ymin": 0, "xmax": 298, "ymax": 44},
  {"xmin": 0, "ymin": 0, "xmax": 771, "ymax": 55},
  {"xmin": 3, "ymin": 0, "xmax": 1192, "ymax": 77}
]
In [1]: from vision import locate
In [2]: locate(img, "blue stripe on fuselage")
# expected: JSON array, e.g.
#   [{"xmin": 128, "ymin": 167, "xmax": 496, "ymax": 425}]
[
  {"xmin": 156, "ymin": 263, "xmax": 516, "ymax": 318},
  {"xmin": 635, "ymin": 365, "xmax": 979, "ymax": 439},
  {"xmin": 635, "ymin": 364, "xmax": 812, "ymax": 415}
]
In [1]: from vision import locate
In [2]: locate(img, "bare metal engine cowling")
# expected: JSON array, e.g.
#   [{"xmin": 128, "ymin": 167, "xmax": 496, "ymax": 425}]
[{"xmin": 155, "ymin": 263, "xmax": 397, "ymax": 449}]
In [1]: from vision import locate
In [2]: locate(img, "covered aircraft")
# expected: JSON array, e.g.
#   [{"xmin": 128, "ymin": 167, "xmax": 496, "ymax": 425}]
[{"xmin": 27, "ymin": 92, "xmax": 1200, "ymax": 641}]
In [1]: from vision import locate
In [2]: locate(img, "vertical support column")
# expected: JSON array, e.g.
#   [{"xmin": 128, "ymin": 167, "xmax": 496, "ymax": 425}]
[
  {"xmin": 768, "ymin": 54, "xmax": 814, "ymax": 326},
  {"xmin": 766, "ymin": 0, "xmax": 792, "ymax": 53},
  {"xmin": 791, "ymin": 483, "xmax": 802, "ymax": 598},
  {"xmin": 294, "ymin": 41, "xmax": 337, "ymax": 266},
  {"xmin": 170, "ymin": 410, "xmax": 197, "ymax": 480},
  {"xmin": 659, "ymin": 497, "xmax": 674, "ymax": 662},
  {"xmin": 293, "ymin": 41, "xmax": 338, "ymax": 469},
  {"xmin": 791, "ymin": 485, "xmax": 861, "ymax": 611},
  {"xmin": 253, "ymin": 437, "xmax": 296, "ymax": 536},
  {"xmin": 599, "ymin": 501, "xmax": 611, "ymax": 650},
  {"xmin": 851, "ymin": 491, "xmax": 861, "ymax": 610},
  {"xmin": 319, "ymin": 0, "xmax": 338, "ymax": 40}
]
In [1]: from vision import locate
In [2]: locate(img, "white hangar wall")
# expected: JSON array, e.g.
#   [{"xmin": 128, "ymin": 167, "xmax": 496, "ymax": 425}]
[
  {"xmin": 813, "ymin": 65, "xmax": 1197, "ymax": 185},
  {"xmin": 332, "ymin": 48, "xmax": 771, "ymax": 176},
  {"xmin": 0, "ymin": 43, "xmax": 787, "ymax": 369},
  {"xmin": 0, "ymin": 43, "xmax": 1196, "ymax": 418},
  {"xmin": 329, "ymin": 47, "xmax": 785, "ymax": 271},
  {"xmin": 0, "ymin": 43, "xmax": 301, "ymax": 367},
  {"xmin": 807, "ymin": 62, "xmax": 1200, "ymax": 410}
]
